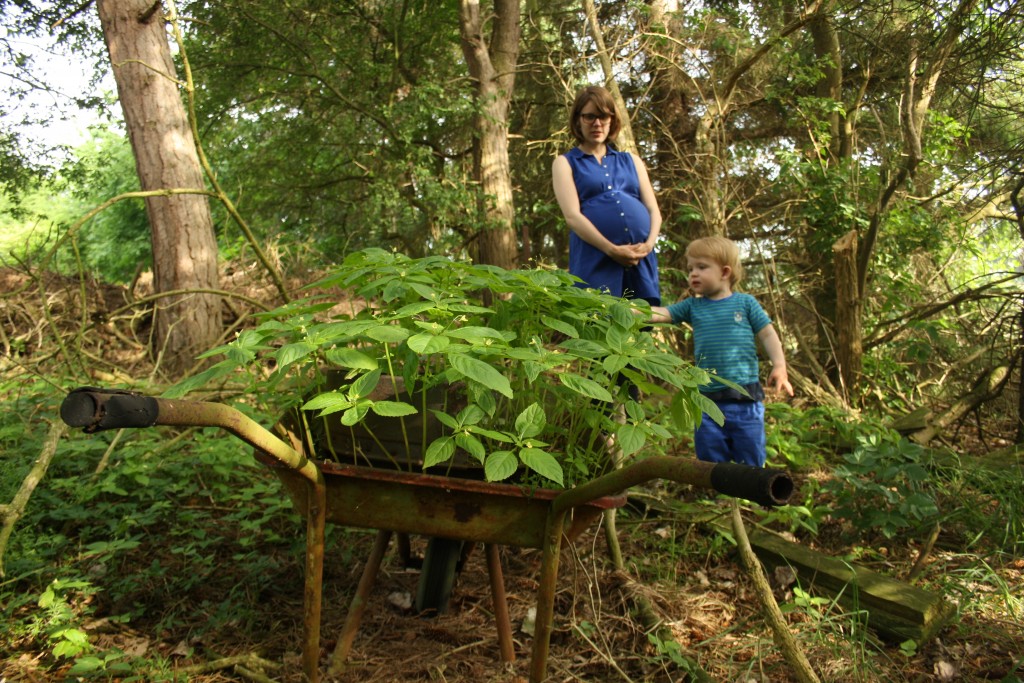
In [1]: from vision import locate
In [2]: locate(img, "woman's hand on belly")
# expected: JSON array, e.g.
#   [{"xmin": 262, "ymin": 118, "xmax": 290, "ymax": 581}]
[{"xmin": 606, "ymin": 242, "xmax": 647, "ymax": 267}]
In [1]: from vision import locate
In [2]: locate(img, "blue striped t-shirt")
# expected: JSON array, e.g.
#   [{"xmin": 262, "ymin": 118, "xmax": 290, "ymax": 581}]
[{"xmin": 666, "ymin": 293, "xmax": 771, "ymax": 393}]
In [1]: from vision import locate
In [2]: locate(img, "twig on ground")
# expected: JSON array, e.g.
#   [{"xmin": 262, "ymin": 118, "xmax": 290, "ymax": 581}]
[
  {"xmin": 730, "ymin": 499, "xmax": 821, "ymax": 683},
  {"xmin": 0, "ymin": 420, "xmax": 66, "ymax": 577}
]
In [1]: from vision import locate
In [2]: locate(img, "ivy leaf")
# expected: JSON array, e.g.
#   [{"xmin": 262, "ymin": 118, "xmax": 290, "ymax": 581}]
[
  {"xmin": 485, "ymin": 450, "xmax": 518, "ymax": 482},
  {"xmin": 520, "ymin": 448, "xmax": 564, "ymax": 487}
]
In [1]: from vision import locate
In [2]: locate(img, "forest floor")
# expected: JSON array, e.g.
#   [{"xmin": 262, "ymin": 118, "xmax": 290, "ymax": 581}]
[
  {"xmin": 2, "ymin": 263, "xmax": 1022, "ymax": 682},
  {"xmin": 6, "ymin": 503, "xmax": 1022, "ymax": 683}
]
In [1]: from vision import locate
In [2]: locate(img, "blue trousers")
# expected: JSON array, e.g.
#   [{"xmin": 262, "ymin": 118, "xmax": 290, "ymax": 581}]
[{"xmin": 694, "ymin": 400, "xmax": 766, "ymax": 467}]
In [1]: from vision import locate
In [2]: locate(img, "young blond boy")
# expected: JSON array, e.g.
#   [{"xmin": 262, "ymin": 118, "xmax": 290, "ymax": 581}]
[{"xmin": 650, "ymin": 236, "xmax": 793, "ymax": 467}]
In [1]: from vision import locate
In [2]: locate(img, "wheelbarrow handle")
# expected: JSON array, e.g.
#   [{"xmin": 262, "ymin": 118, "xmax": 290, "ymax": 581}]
[
  {"xmin": 552, "ymin": 456, "xmax": 794, "ymax": 511},
  {"xmin": 59, "ymin": 387, "xmax": 322, "ymax": 486},
  {"xmin": 61, "ymin": 387, "xmax": 159, "ymax": 432}
]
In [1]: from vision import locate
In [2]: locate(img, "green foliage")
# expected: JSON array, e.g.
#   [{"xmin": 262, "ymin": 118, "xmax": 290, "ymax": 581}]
[
  {"xmin": 824, "ymin": 429, "xmax": 941, "ymax": 540},
  {"xmin": 61, "ymin": 127, "xmax": 151, "ymax": 283},
  {"xmin": 0, "ymin": 380, "xmax": 319, "ymax": 678},
  {"xmin": 170, "ymin": 248, "xmax": 710, "ymax": 488}
]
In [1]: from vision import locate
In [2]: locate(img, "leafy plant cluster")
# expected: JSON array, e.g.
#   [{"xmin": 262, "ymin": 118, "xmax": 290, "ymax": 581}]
[
  {"xmin": 0, "ymin": 383, "xmax": 321, "ymax": 679},
  {"xmin": 173, "ymin": 248, "xmax": 715, "ymax": 488},
  {"xmin": 823, "ymin": 429, "xmax": 941, "ymax": 540}
]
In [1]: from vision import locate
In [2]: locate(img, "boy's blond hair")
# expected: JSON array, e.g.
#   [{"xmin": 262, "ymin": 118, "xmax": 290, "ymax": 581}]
[{"xmin": 685, "ymin": 236, "xmax": 744, "ymax": 287}]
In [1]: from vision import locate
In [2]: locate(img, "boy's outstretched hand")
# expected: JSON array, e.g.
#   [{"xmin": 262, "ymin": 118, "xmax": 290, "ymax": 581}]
[{"xmin": 767, "ymin": 366, "xmax": 794, "ymax": 398}]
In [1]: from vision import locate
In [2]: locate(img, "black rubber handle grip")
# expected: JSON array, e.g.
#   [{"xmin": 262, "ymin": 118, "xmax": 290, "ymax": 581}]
[
  {"xmin": 710, "ymin": 462, "xmax": 795, "ymax": 507},
  {"xmin": 60, "ymin": 387, "xmax": 160, "ymax": 433}
]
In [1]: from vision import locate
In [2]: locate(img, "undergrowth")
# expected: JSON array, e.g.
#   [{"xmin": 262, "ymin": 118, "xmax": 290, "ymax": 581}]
[{"xmin": 2, "ymin": 352, "xmax": 1023, "ymax": 681}]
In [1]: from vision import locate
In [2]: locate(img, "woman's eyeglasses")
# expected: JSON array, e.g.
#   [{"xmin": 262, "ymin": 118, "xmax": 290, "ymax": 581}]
[{"xmin": 580, "ymin": 112, "xmax": 613, "ymax": 124}]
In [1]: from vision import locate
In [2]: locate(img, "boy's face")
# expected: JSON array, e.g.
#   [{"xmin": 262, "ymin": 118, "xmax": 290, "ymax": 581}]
[{"xmin": 687, "ymin": 256, "xmax": 731, "ymax": 299}]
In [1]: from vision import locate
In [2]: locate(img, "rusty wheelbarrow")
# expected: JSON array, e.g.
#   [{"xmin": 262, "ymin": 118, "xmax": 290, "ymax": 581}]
[{"xmin": 60, "ymin": 386, "xmax": 794, "ymax": 683}]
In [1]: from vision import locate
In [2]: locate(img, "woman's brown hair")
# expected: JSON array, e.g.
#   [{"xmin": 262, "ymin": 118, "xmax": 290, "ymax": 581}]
[{"xmin": 569, "ymin": 86, "xmax": 621, "ymax": 144}]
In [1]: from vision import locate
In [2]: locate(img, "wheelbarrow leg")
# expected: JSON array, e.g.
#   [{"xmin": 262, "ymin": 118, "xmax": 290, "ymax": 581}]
[
  {"xmin": 529, "ymin": 509, "xmax": 567, "ymax": 683},
  {"xmin": 302, "ymin": 480, "xmax": 328, "ymax": 683},
  {"xmin": 485, "ymin": 543, "xmax": 515, "ymax": 663},
  {"xmin": 329, "ymin": 529, "xmax": 393, "ymax": 675}
]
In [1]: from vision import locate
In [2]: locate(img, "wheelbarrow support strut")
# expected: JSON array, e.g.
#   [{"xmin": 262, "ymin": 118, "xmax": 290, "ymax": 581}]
[{"xmin": 61, "ymin": 387, "xmax": 794, "ymax": 683}]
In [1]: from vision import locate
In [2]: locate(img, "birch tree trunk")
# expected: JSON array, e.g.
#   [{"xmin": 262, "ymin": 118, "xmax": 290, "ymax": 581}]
[
  {"xmin": 97, "ymin": 0, "xmax": 221, "ymax": 376},
  {"xmin": 458, "ymin": 0, "xmax": 520, "ymax": 270}
]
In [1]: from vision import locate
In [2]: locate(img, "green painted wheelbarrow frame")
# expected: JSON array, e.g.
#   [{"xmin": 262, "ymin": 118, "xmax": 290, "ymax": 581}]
[{"xmin": 60, "ymin": 387, "xmax": 794, "ymax": 683}]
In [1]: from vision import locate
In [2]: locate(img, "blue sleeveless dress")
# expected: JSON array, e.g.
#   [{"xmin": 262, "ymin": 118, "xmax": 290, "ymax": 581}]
[{"xmin": 563, "ymin": 146, "xmax": 660, "ymax": 305}]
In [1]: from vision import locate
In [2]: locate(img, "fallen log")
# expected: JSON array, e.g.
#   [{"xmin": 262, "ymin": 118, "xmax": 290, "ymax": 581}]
[{"xmin": 713, "ymin": 521, "xmax": 955, "ymax": 643}]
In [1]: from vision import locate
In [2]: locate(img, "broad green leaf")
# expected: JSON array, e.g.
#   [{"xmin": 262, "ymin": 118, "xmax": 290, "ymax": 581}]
[
  {"xmin": 602, "ymin": 353, "xmax": 629, "ymax": 375},
  {"xmin": 559, "ymin": 373, "xmax": 614, "ymax": 402},
  {"xmin": 394, "ymin": 301, "xmax": 437, "ymax": 317},
  {"xmin": 366, "ymin": 325, "xmax": 410, "ymax": 343},
  {"xmin": 446, "ymin": 326, "xmax": 510, "ymax": 343},
  {"xmin": 430, "ymin": 409, "xmax": 460, "ymax": 429},
  {"xmin": 276, "ymin": 341, "xmax": 317, "ymax": 368},
  {"xmin": 408, "ymin": 282, "xmax": 437, "ymax": 300},
  {"xmin": 408, "ymin": 332, "xmax": 450, "ymax": 354},
  {"xmin": 163, "ymin": 359, "xmax": 237, "ymax": 398},
  {"xmin": 697, "ymin": 394, "xmax": 724, "ymax": 426},
  {"xmin": 558, "ymin": 338, "xmax": 608, "ymax": 358},
  {"xmin": 468, "ymin": 427, "xmax": 514, "ymax": 443},
  {"xmin": 605, "ymin": 324, "xmax": 633, "ymax": 354},
  {"xmin": 541, "ymin": 315, "xmax": 579, "ymax": 338},
  {"xmin": 323, "ymin": 347, "xmax": 379, "ymax": 370},
  {"xmin": 615, "ymin": 424, "xmax": 646, "ymax": 457},
  {"xmin": 303, "ymin": 391, "xmax": 351, "ymax": 415},
  {"xmin": 341, "ymin": 402, "xmax": 371, "ymax": 426},
  {"xmin": 457, "ymin": 404, "xmax": 486, "ymax": 426},
  {"xmin": 455, "ymin": 433, "xmax": 486, "ymax": 463},
  {"xmin": 350, "ymin": 368, "xmax": 382, "ymax": 399},
  {"xmin": 424, "ymin": 435, "xmax": 456, "ymax": 468},
  {"xmin": 450, "ymin": 353, "xmax": 513, "ymax": 398},
  {"xmin": 515, "ymin": 403, "xmax": 546, "ymax": 439},
  {"xmin": 485, "ymin": 450, "xmax": 518, "ymax": 482},
  {"xmin": 610, "ymin": 302, "xmax": 636, "ymax": 329},
  {"xmin": 371, "ymin": 401, "xmax": 418, "ymax": 417},
  {"xmin": 519, "ymin": 448, "xmax": 564, "ymax": 487}
]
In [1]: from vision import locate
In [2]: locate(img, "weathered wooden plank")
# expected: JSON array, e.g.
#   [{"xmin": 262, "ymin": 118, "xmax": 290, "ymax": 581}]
[{"xmin": 727, "ymin": 523, "xmax": 956, "ymax": 643}]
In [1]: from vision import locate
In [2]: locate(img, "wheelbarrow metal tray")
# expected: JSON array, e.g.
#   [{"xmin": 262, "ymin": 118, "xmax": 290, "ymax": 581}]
[{"xmin": 260, "ymin": 455, "xmax": 622, "ymax": 548}]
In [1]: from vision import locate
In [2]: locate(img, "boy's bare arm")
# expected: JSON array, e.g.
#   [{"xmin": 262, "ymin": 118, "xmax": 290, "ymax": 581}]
[
  {"xmin": 757, "ymin": 324, "xmax": 795, "ymax": 397},
  {"xmin": 649, "ymin": 305, "xmax": 672, "ymax": 323}
]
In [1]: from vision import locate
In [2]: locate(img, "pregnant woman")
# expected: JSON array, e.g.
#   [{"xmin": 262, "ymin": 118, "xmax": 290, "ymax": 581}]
[{"xmin": 552, "ymin": 85, "xmax": 662, "ymax": 306}]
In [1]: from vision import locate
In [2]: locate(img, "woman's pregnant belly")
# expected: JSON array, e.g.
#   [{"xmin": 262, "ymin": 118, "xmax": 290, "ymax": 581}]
[{"xmin": 581, "ymin": 191, "xmax": 651, "ymax": 245}]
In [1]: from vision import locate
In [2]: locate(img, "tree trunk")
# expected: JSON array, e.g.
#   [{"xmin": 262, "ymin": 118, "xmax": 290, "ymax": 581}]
[
  {"xmin": 833, "ymin": 230, "xmax": 861, "ymax": 401},
  {"xmin": 97, "ymin": 0, "xmax": 222, "ymax": 376},
  {"xmin": 582, "ymin": 0, "xmax": 635, "ymax": 153},
  {"xmin": 458, "ymin": 0, "xmax": 520, "ymax": 270}
]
